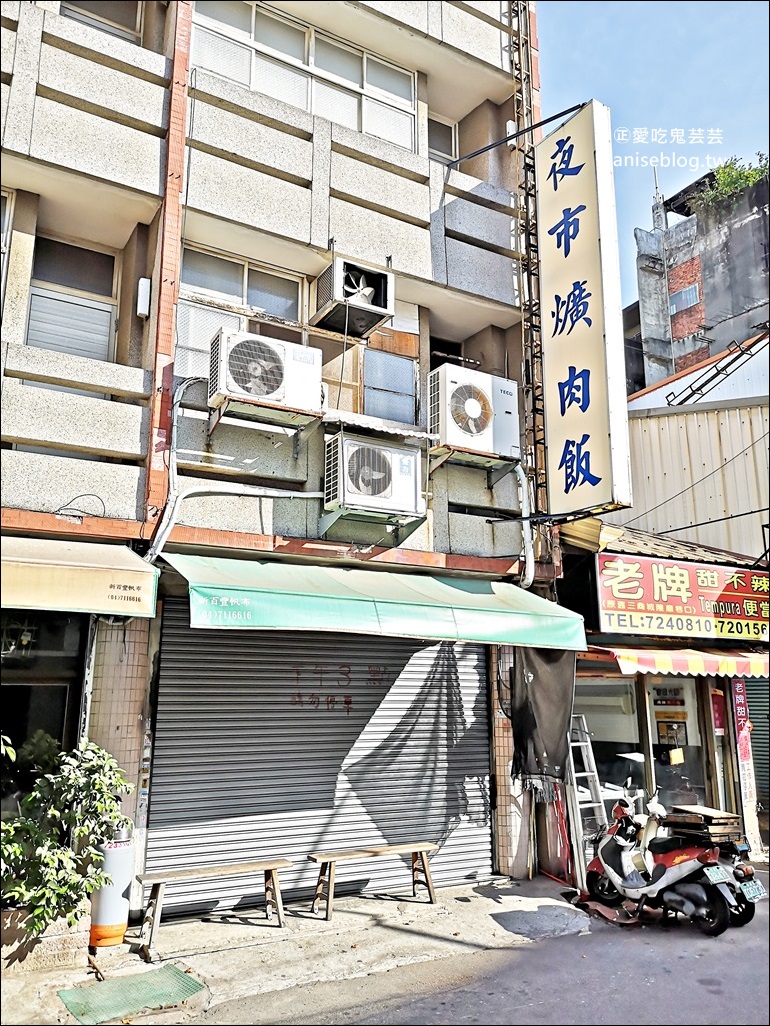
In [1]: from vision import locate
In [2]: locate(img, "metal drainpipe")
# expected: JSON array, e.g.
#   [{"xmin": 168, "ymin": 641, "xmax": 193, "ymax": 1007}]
[
  {"xmin": 144, "ymin": 377, "xmax": 323, "ymax": 564},
  {"xmin": 514, "ymin": 461, "xmax": 534, "ymax": 589}
]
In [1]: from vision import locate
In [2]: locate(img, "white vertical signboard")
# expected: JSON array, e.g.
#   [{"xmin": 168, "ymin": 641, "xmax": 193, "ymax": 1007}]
[{"xmin": 535, "ymin": 100, "xmax": 632, "ymax": 516}]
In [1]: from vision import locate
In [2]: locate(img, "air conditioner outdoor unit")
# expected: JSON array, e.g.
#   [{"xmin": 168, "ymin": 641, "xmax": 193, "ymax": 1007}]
[
  {"xmin": 208, "ymin": 331, "xmax": 324, "ymax": 413},
  {"xmin": 310, "ymin": 257, "xmax": 395, "ymax": 339},
  {"xmin": 324, "ymin": 433, "xmax": 426, "ymax": 517},
  {"xmin": 428, "ymin": 363, "xmax": 521, "ymax": 460}
]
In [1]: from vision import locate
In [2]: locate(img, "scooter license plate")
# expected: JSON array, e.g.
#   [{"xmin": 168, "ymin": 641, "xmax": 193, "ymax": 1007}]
[
  {"xmin": 740, "ymin": 879, "xmax": 767, "ymax": 902},
  {"xmin": 703, "ymin": 865, "xmax": 731, "ymax": 884}
]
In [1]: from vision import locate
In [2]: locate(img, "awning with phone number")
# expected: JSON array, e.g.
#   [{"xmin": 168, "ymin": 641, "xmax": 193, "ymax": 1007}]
[
  {"xmin": 591, "ymin": 646, "xmax": 768, "ymax": 679},
  {"xmin": 1, "ymin": 536, "xmax": 159, "ymax": 618},
  {"xmin": 162, "ymin": 553, "xmax": 587, "ymax": 650}
]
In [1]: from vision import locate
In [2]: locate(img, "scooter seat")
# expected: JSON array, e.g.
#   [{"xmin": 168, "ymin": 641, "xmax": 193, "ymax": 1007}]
[{"xmin": 648, "ymin": 835, "xmax": 690, "ymax": 854}]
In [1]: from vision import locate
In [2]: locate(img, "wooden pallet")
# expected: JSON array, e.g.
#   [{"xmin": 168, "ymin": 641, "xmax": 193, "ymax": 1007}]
[{"xmin": 670, "ymin": 804, "xmax": 740, "ymax": 824}]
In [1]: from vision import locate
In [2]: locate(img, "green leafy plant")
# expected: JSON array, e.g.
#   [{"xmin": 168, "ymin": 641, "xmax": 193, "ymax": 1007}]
[
  {"xmin": 1, "ymin": 740, "xmax": 134, "ymax": 937},
  {"xmin": 689, "ymin": 152, "xmax": 768, "ymax": 214},
  {"xmin": 17, "ymin": 729, "xmax": 60, "ymax": 778},
  {"xmin": 0, "ymin": 734, "xmax": 15, "ymax": 762}
]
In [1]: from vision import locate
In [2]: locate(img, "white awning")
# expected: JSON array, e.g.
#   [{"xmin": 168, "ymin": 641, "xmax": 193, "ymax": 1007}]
[{"xmin": 1, "ymin": 536, "xmax": 159, "ymax": 618}]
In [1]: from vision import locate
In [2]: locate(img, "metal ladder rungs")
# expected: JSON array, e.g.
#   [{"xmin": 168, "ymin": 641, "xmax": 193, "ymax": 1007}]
[{"xmin": 565, "ymin": 713, "xmax": 609, "ymax": 893}]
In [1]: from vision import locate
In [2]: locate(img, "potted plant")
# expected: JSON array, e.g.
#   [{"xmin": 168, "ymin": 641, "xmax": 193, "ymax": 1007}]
[{"xmin": 1, "ymin": 739, "xmax": 134, "ymax": 971}]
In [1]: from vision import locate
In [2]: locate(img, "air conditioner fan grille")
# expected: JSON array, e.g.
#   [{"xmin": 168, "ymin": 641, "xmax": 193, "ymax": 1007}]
[
  {"xmin": 228, "ymin": 338, "xmax": 284, "ymax": 397},
  {"xmin": 347, "ymin": 445, "xmax": 392, "ymax": 496},
  {"xmin": 450, "ymin": 383, "xmax": 493, "ymax": 435}
]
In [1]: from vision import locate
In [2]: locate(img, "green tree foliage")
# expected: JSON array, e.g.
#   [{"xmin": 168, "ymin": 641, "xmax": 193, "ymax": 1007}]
[
  {"xmin": 1, "ymin": 740, "xmax": 134, "ymax": 937},
  {"xmin": 689, "ymin": 152, "xmax": 769, "ymax": 214}
]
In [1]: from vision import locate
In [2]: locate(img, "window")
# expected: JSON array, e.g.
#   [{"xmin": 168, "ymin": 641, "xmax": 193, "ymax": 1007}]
[
  {"xmin": 364, "ymin": 349, "xmax": 417, "ymax": 424},
  {"xmin": 669, "ymin": 284, "xmax": 700, "ymax": 315},
  {"xmin": 60, "ymin": 1, "xmax": 141, "ymax": 42},
  {"xmin": 428, "ymin": 117, "xmax": 457, "ymax": 165},
  {"xmin": 176, "ymin": 247, "xmax": 303, "ymax": 377},
  {"xmin": 1, "ymin": 190, "xmax": 12, "ymax": 306},
  {"xmin": 192, "ymin": 3, "xmax": 416, "ymax": 150},
  {"xmin": 1, "ymin": 611, "xmax": 87, "ymax": 804},
  {"xmin": 19, "ymin": 238, "xmax": 118, "ymax": 456},
  {"xmin": 27, "ymin": 238, "xmax": 116, "ymax": 365}
]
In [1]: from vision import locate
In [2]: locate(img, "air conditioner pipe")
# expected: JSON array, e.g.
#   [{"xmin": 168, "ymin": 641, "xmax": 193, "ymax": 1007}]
[
  {"xmin": 144, "ymin": 380, "xmax": 532, "ymax": 584},
  {"xmin": 514, "ymin": 461, "xmax": 534, "ymax": 589},
  {"xmin": 144, "ymin": 376, "xmax": 322, "ymax": 565}
]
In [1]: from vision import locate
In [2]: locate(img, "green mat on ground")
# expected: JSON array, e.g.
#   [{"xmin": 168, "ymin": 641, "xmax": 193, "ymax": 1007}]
[{"xmin": 58, "ymin": 963, "xmax": 205, "ymax": 1026}]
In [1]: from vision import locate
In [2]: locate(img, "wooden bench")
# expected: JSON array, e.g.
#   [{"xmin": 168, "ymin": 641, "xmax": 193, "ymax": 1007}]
[
  {"xmin": 307, "ymin": 843, "xmax": 439, "ymax": 921},
  {"xmin": 135, "ymin": 857, "xmax": 292, "ymax": 961}
]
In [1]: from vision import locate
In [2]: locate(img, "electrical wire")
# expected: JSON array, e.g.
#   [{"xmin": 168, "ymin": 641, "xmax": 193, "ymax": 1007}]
[
  {"xmin": 335, "ymin": 297, "xmax": 350, "ymax": 409},
  {"xmin": 53, "ymin": 494, "xmax": 107, "ymax": 517},
  {"xmin": 655, "ymin": 508, "xmax": 768, "ymax": 535},
  {"xmin": 624, "ymin": 431, "xmax": 769, "ymax": 525}
]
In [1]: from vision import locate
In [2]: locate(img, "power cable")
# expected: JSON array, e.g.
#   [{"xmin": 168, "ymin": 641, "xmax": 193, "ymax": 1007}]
[
  {"xmin": 624, "ymin": 431, "xmax": 769, "ymax": 525},
  {"xmin": 656, "ymin": 508, "xmax": 768, "ymax": 535}
]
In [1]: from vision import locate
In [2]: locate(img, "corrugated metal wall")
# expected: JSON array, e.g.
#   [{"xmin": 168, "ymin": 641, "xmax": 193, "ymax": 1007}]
[
  {"xmin": 145, "ymin": 600, "xmax": 493, "ymax": 915},
  {"xmin": 746, "ymin": 679, "xmax": 769, "ymax": 808},
  {"xmin": 604, "ymin": 402, "xmax": 769, "ymax": 558}
]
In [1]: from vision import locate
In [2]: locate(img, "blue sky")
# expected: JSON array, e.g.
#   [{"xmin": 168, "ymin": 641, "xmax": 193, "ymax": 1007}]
[{"xmin": 536, "ymin": 1, "xmax": 770, "ymax": 307}]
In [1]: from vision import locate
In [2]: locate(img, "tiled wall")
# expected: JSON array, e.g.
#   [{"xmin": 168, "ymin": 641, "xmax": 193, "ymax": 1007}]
[
  {"xmin": 491, "ymin": 645, "xmax": 531, "ymax": 877},
  {"xmin": 89, "ymin": 618, "xmax": 152, "ymax": 824}
]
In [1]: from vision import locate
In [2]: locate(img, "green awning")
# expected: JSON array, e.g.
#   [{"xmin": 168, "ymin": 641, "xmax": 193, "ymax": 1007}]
[{"xmin": 162, "ymin": 554, "xmax": 586, "ymax": 650}]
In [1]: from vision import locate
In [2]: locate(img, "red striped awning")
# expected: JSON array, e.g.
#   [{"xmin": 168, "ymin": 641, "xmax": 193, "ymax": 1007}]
[{"xmin": 591, "ymin": 648, "xmax": 769, "ymax": 679}]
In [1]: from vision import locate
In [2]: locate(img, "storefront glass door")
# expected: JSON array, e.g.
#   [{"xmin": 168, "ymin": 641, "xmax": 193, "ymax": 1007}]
[{"xmin": 646, "ymin": 675, "xmax": 707, "ymax": 810}]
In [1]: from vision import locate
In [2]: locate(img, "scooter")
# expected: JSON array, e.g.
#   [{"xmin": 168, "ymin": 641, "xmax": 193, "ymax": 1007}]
[
  {"xmin": 585, "ymin": 789, "xmax": 740, "ymax": 936},
  {"xmin": 716, "ymin": 836, "xmax": 766, "ymax": 926}
]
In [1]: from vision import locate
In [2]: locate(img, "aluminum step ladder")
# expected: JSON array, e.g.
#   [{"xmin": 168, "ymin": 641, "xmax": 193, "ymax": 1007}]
[{"xmin": 565, "ymin": 714, "xmax": 608, "ymax": 892}]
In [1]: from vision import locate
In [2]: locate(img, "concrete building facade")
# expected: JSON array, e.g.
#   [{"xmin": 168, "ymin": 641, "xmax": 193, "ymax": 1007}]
[
  {"xmin": 627, "ymin": 173, "xmax": 769, "ymax": 392},
  {"xmin": 2, "ymin": 1, "xmax": 596, "ymax": 916}
]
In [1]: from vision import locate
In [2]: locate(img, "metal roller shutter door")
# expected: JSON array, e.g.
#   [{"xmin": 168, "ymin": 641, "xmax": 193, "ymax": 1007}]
[
  {"xmin": 146, "ymin": 599, "xmax": 493, "ymax": 915},
  {"xmin": 746, "ymin": 679, "xmax": 769, "ymax": 807}
]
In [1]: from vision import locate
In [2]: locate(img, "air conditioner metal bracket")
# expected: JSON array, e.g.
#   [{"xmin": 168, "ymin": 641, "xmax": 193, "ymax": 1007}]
[
  {"xmin": 207, "ymin": 403, "xmax": 227, "ymax": 440},
  {"xmin": 318, "ymin": 508, "xmax": 426, "ymax": 547},
  {"xmin": 207, "ymin": 399, "xmax": 323, "ymax": 458},
  {"xmin": 487, "ymin": 462, "xmax": 517, "ymax": 489},
  {"xmin": 292, "ymin": 416, "xmax": 324, "ymax": 459},
  {"xmin": 428, "ymin": 445, "xmax": 519, "ymax": 477},
  {"xmin": 428, "ymin": 450, "xmax": 453, "ymax": 476}
]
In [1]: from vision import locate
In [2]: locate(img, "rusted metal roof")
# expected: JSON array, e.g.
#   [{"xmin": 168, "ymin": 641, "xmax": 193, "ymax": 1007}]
[{"xmin": 560, "ymin": 517, "xmax": 766, "ymax": 569}]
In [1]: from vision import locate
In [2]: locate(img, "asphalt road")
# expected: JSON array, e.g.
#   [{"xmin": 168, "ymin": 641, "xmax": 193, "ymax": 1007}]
[{"xmin": 189, "ymin": 866, "xmax": 770, "ymax": 1026}]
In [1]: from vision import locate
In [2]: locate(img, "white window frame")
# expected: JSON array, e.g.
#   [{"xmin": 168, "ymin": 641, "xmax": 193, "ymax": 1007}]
[
  {"xmin": 669, "ymin": 283, "xmax": 700, "ymax": 316},
  {"xmin": 26, "ymin": 285, "xmax": 117, "ymax": 363},
  {"xmin": 60, "ymin": 1, "xmax": 143, "ymax": 44},
  {"xmin": 1, "ymin": 188, "xmax": 14, "ymax": 310},
  {"xmin": 192, "ymin": 2, "xmax": 417, "ymax": 150},
  {"xmin": 176, "ymin": 244, "xmax": 306, "ymax": 376},
  {"xmin": 428, "ymin": 114, "xmax": 458, "ymax": 165},
  {"xmin": 16, "ymin": 237, "xmax": 119, "ymax": 459},
  {"xmin": 27, "ymin": 235, "xmax": 120, "ymax": 363}
]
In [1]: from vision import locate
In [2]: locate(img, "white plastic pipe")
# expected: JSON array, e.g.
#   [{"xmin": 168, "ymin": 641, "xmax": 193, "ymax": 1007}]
[
  {"xmin": 144, "ymin": 377, "xmax": 322, "ymax": 564},
  {"xmin": 514, "ymin": 461, "xmax": 534, "ymax": 589}
]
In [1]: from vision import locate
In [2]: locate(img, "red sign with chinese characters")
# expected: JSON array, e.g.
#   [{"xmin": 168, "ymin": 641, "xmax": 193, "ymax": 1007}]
[
  {"xmin": 596, "ymin": 554, "xmax": 769, "ymax": 641},
  {"xmin": 711, "ymin": 690, "xmax": 726, "ymax": 736},
  {"xmin": 732, "ymin": 678, "xmax": 756, "ymax": 801}
]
